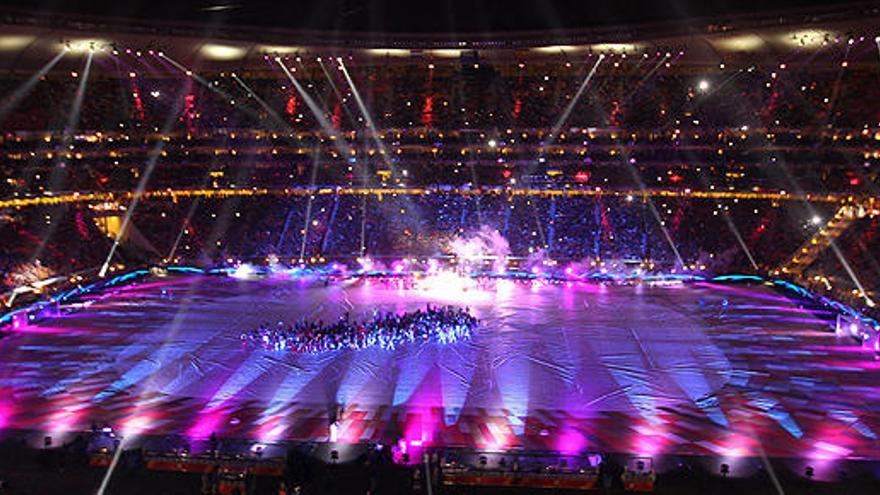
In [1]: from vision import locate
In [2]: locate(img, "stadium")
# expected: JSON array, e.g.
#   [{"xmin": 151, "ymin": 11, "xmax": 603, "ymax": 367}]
[{"xmin": 1, "ymin": 0, "xmax": 879, "ymax": 493}]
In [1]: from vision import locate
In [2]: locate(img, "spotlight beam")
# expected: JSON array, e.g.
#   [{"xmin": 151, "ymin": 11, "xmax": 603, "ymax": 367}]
[
  {"xmin": 52, "ymin": 50, "xmax": 95, "ymax": 189},
  {"xmin": 522, "ymin": 55, "xmax": 604, "ymax": 185},
  {"xmin": 99, "ymin": 151, "xmax": 155, "ymax": 276},
  {"xmin": 95, "ymin": 437, "xmax": 126, "ymax": 495},
  {"xmin": 26, "ymin": 52, "xmax": 93, "ymax": 264},
  {"xmin": 159, "ymin": 54, "xmax": 222, "ymax": 92},
  {"xmin": 313, "ymin": 57, "xmax": 377, "ymax": 194},
  {"xmin": 64, "ymin": 52, "xmax": 93, "ymax": 132},
  {"xmin": 828, "ymin": 239, "xmax": 874, "ymax": 307},
  {"xmin": 232, "ymin": 71, "xmax": 329, "ymax": 259},
  {"xmin": 276, "ymin": 201, "xmax": 297, "ymax": 254},
  {"xmin": 166, "ymin": 199, "xmax": 200, "ymax": 263},
  {"xmin": 545, "ymin": 55, "xmax": 604, "ymax": 147},
  {"xmin": 337, "ymin": 58, "xmax": 424, "ymax": 239},
  {"xmin": 336, "ymin": 59, "xmax": 399, "ymax": 176},
  {"xmin": 320, "ymin": 65, "xmax": 376, "ymax": 201},
  {"xmin": 684, "ymin": 136, "xmax": 759, "ymax": 272},
  {"xmin": 326, "ymin": 60, "xmax": 374, "ymax": 256},
  {"xmin": 159, "ymin": 53, "xmax": 264, "ymax": 123},
  {"xmin": 619, "ymin": 54, "xmax": 674, "ymax": 107},
  {"xmin": 722, "ymin": 209, "xmax": 760, "ymax": 272},
  {"xmin": 166, "ymin": 218, "xmax": 190, "ymax": 263},
  {"xmin": 694, "ymin": 179, "xmax": 759, "ymax": 273},
  {"xmin": 530, "ymin": 201, "xmax": 548, "ymax": 251},
  {"xmin": 618, "ymin": 148, "xmax": 686, "ymax": 268},
  {"xmin": 822, "ymin": 43, "xmax": 852, "ymax": 129},
  {"xmin": 168, "ymin": 159, "xmax": 225, "ymax": 262},
  {"xmin": 644, "ymin": 194, "xmax": 686, "ymax": 269},
  {"xmin": 231, "ymin": 73, "xmax": 287, "ymax": 130},
  {"xmin": 277, "ymin": 59, "xmax": 361, "ymax": 257},
  {"xmin": 317, "ymin": 58, "xmax": 359, "ymax": 126},
  {"xmin": 276, "ymin": 59, "xmax": 354, "ymax": 159},
  {"xmin": 312, "ymin": 58, "xmax": 374, "ymax": 190},
  {"xmin": 299, "ymin": 147, "xmax": 321, "ymax": 262},
  {"xmin": 761, "ymin": 97, "xmax": 869, "ymax": 301},
  {"xmin": 0, "ymin": 50, "xmax": 65, "ymax": 124},
  {"xmin": 158, "ymin": 56, "xmax": 305, "ymax": 262},
  {"xmin": 749, "ymin": 425, "xmax": 786, "ymax": 495},
  {"xmin": 359, "ymin": 195, "xmax": 367, "ymax": 255},
  {"xmin": 99, "ymin": 80, "xmax": 194, "ymax": 277}
]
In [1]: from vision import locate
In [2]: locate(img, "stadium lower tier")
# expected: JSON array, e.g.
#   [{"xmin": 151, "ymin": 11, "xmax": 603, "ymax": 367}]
[{"xmin": 0, "ymin": 273, "xmax": 878, "ymax": 480}]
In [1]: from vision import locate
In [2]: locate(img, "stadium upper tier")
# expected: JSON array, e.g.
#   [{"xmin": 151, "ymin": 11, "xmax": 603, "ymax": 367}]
[
  {"xmin": 0, "ymin": 66, "xmax": 879, "ymax": 197},
  {"xmin": 2, "ymin": 126, "xmax": 878, "ymax": 194}
]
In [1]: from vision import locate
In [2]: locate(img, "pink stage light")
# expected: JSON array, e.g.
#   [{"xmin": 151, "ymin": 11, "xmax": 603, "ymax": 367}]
[
  {"xmin": 255, "ymin": 420, "xmax": 287, "ymax": 443},
  {"xmin": 120, "ymin": 411, "xmax": 155, "ymax": 436},
  {"xmin": 187, "ymin": 407, "xmax": 227, "ymax": 440},
  {"xmin": 0, "ymin": 402, "xmax": 12, "ymax": 431},
  {"xmin": 47, "ymin": 405, "xmax": 87, "ymax": 433},
  {"xmin": 632, "ymin": 422, "xmax": 669, "ymax": 457},
  {"xmin": 557, "ymin": 428, "xmax": 586, "ymax": 455},
  {"xmin": 811, "ymin": 440, "xmax": 853, "ymax": 460},
  {"xmin": 12, "ymin": 325, "xmax": 92, "ymax": 335}
]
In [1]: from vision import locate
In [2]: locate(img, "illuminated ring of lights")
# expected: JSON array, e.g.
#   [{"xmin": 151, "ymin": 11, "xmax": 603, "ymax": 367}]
[{"xmin": 0, "ymin": 187, "xmax": 865, "ymax": 210}]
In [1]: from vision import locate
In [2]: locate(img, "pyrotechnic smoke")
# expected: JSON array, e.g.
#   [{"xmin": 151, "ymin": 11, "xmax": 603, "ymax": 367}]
[
  {"xmin": 448, "ymin": 226, "xmax": 511, "ymax": 273},
  {"xmin": 356, "ymin": 256, "xmax": 387, "ymax": 273},
  {"xmin": 524, "ymin": 248, "xmax": 550, "ymax": 273}
]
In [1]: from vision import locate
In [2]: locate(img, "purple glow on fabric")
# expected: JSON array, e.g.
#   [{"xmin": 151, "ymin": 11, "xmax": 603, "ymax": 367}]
[
  {"xmin": 187, "ymin": 406, "xmax": 228, "ymax": 439},
  {"xmin": 3, "ymin": 274, "xmax": 879, "ymax": 461},
  {"xmin": 557, "ymin": 427, "xmax": 586, "ymax": 454},
  {"xmin": 0, "ymin": 399, "xmax": 12, "ymax": 431}
]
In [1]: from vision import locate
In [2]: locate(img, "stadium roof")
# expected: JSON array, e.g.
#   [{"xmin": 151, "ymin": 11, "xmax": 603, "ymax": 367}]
[
  {"xmin": 0, "ymin": 0, "xmax": 877, "ymax": 73},
  {"xmin": 0, "ymin": 0, "xmax": 861, "ymax": 34}
]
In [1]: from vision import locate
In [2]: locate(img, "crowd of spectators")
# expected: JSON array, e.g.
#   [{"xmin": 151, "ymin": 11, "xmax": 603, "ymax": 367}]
[
  {"xmin": 2, "ymin": 58, "xmax": 880, "ymax": 132},
  {"xmin": 0, "ymin": 193, "xmax": 834, "ymax": 288},
  {"xmin": 0, "ymin": 59, "xmax": 877, "ymax": 198},
  {"xmin": 801, "ymin": 213, "xmax": 880, "ymax": 317},
  {"xmin": 0, "ymin": 205, "xmax": 112, "ymax": 293}
]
